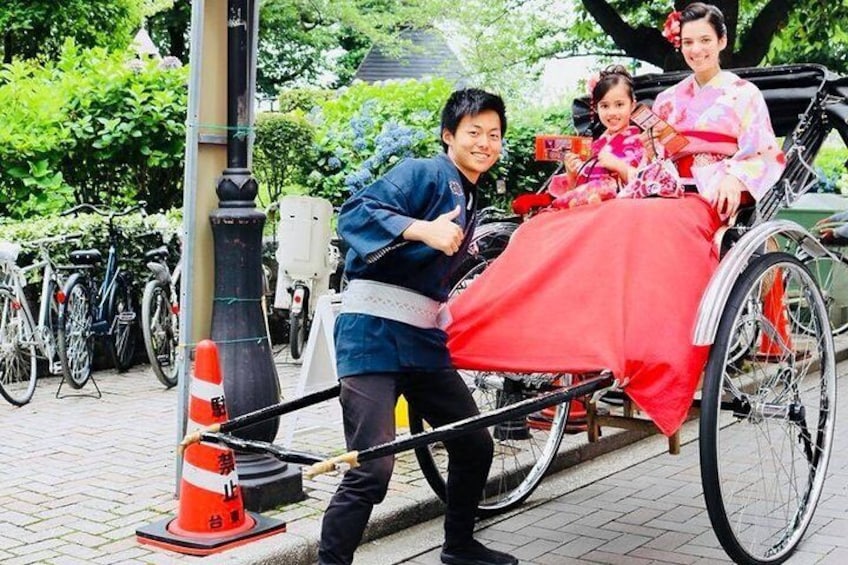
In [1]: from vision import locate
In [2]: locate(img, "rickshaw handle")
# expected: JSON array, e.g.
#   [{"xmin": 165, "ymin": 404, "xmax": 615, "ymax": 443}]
[
  {"xmin": 304, "ymin": 373, "xmax": 615, "ymax": 478},
  {"xmin": 179, "ymin": 384, "xmax": 341, "ymax": 453}
]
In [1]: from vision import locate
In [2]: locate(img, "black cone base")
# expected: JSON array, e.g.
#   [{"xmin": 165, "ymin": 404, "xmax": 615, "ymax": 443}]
[{"xmin": 237, "ymin": 452, "xmax": 305, "ymax": 511}]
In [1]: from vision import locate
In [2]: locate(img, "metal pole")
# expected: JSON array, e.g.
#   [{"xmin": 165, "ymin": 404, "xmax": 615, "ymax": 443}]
[
  {"xmin": 174, "ymin": 0, "xmax": 207, "ymax": 496},
  {"xmin": 209, "ymin": 0, "xmax": 303, "ymax": 510}
]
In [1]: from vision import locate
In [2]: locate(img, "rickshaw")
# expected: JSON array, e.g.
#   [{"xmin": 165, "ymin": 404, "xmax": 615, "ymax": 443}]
[{"xmin": 182, "ymin": 64, "xmax": 847, "ymax": 565}]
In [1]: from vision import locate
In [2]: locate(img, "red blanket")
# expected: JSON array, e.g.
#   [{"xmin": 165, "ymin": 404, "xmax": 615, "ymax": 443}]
[{"xmin": 446, "ymin": 195, "xmax": 722, "ymax": 436}]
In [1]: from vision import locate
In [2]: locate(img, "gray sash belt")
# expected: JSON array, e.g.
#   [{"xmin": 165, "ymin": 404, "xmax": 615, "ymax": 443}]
[{"xmin": 341, "ymin": 279, "xmax": 448, "ymax": 329}]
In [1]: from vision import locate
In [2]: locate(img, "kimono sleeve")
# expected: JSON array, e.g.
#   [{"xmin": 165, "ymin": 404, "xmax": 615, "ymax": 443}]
[
  {"xmin": 692, "ymin": 84, "xmax": 786, "ymax": 201},
  {"xmin": 618, "ymin": 127, "xmax": 646, "ymax": 168},
  {"xmin": 337, "ymin": 169, "xmax": 420, "ymax": 263}
]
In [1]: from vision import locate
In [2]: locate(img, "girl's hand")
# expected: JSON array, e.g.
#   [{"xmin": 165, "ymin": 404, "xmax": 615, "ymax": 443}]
[
  {"xmin": 596, "ymin": 150, "xmax": 623, "ymax": 173},
  {"xmin": 563, "ymin": 152, "xmax": 583, "ymax": 174},
  {"xmin": 597, "ymin": 150, "xmax": 636, "ymax": 182},
  {"xmin": 714, "ymin": 175, "xmax": 746, "ymax": 219}
]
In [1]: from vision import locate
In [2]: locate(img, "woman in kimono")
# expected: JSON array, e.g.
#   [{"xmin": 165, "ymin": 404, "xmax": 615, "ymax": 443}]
[{"xmin": 446, "ymin": 2, "xmax": 785, "ymax": 437}]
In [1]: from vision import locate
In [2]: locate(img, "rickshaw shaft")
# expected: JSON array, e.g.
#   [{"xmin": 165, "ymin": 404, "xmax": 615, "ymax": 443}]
[{"xmin": 304, "ymin": 373, "xmax": 615, "ymax": 477}]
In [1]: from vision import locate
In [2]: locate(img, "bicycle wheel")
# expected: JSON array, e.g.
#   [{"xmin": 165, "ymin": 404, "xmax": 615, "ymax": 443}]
[
  {"xmin": 107, "ymin": 274, "xmax": 137, "ymax": 372},
  {"xmin": 700, "ymin": 252, "xmax": 836, "ymax": 564},
  {"xmin": 793, "ymin": 251, "xmax": 848, "ymax": 336},
  {"xmin": 58, "ymin": 274, "xmax": 93, "ymax": 389},
  {"xmin": 141, "ymin": 280, "xmax": 178, "ymax": 388},
  {"xmin": 45, "ymin": 279, "xmax": 62, "ymax": 373},
  {"xmin": 725, "ymin": 295, "xmax": 761, "ymax": 369},
  {"xmin": 411, "ymin": 259, "xmax": 569, "ymax": 516},
  {"xmin": 0, "ymin": 291, "xmax": 37, "ymax": 406}
]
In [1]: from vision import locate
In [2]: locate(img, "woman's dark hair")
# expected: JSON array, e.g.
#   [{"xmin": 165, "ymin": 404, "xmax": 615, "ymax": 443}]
[
  {"xmin": 591, "ymin": 64, "xmax": 634, "ymax": 104},
  {"xmin": 680, "ymin": 2, "xmax": 727, "ymax": 39},
  {"xmin": 440, "ymin": 88, "xmax": 507, "ymax": 152}
]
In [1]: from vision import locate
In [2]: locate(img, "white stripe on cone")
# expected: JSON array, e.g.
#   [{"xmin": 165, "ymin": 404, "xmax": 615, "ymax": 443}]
[
  {"xmin": 182, "ymin": 453, "xmax": 240, "ymax": 494},
  {"xmin": 191, "ymin": 378, "xmax": 225, "ymax": 402}
]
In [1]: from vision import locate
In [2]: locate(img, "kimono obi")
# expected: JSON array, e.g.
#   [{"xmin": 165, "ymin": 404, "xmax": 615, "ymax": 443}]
[
  {"xmin": 673, "ymin": 131, "xmax": 738, "ymax": 180},
  {"xmin": 341, "ymin": 279, "xmax": 447, "ymax": 329}
]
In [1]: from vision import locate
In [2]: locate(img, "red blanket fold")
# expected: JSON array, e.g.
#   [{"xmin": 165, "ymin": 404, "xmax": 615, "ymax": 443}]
[{"xmin": 446, "ymin": 195, "xmax": 722, "ymax": 436}]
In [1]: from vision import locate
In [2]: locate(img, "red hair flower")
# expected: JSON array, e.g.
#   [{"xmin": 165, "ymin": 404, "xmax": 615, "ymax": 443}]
[{"xmin": 662, "ymin": 10, "xmax": 681, "ymax": 48}]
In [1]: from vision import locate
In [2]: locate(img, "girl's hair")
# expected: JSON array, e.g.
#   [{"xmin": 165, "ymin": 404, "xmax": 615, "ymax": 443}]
[
  {"xmin": 591, "ymin": 64, "xmax": 635, "ymax": 104},
  {"xmin": 680, "ymin": 2, "xmax": 727, "ymax": 39}
]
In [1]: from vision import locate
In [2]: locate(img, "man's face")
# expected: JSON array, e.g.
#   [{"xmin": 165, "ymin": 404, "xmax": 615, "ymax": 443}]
[{"xmin": 442, "ymin": 110, "xmax": 503, "ymax": 183}]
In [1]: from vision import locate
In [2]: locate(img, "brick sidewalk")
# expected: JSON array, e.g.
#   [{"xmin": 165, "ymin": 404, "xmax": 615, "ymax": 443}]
[
  {"xmin": 4, "ymin": 345, "xmax": 843, "ymax": 565},
  {"xmin": 0, "ymin": 346, "xmax": 435, "ymax": 564},
  {"xmin": 1, "ymin": 343, "xmax": 654, "ymax": 565}
]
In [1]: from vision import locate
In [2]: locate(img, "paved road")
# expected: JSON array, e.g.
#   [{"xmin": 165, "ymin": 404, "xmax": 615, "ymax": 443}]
[
  {"xmin": 0, "ymin": 346, "xmax": 428, "ymax": 565},
  {"xmin": 357, "ymin": 368, "xmax": 848, "ymax": 565}
]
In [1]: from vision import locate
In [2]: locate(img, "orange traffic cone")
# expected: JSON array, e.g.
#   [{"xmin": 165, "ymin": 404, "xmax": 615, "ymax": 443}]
[
  {"xmin": 137, "ymin": 340, "xmax": 286, "ymax": 556},
  {"xmin": 526, "ymin": 375, "xmax": 587, "ymax": 434},
  {"xmin": 757, "ymin": 268, "xmax": 793, "ymax": 360}
]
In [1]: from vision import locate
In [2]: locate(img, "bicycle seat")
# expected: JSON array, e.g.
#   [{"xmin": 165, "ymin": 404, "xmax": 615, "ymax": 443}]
[
  {"xmin": 144, "ymin": 246, "xmax": 170, "ymax": 261},
  {"xmin": 69, "ymin": 249, "xmax": 103, "ymax": 266}
]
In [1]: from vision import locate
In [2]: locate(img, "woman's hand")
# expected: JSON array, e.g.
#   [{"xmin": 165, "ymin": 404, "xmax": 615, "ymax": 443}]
[
  {"xmin": 714, "ymin": 175, "xmax": 746, "ymax": 219},
  {"xmin": 402, "ymin": 206, "xmax": 464, "ymax": 255}
]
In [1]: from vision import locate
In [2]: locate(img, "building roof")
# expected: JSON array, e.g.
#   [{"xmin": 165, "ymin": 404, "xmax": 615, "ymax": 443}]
[
  {"xmin": 353, "ymin": 29, "xmax": 465, "ymax": 85},
  {"xmin": 132, "ymin": 28, "xmax": 160, "ymax": 58}
]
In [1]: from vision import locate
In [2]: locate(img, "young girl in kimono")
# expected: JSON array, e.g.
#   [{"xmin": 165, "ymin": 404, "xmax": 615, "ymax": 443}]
[
  {"xmin": 447, "ymin": 3, "xmax": 785, "ymax": 438},
  {"xmin": 553, "ymin": 65, "xmax": 644, "ymax": 208},
  {"xmin": 512, "ymin": 66, "xmax": 645, "ymax": 214}
]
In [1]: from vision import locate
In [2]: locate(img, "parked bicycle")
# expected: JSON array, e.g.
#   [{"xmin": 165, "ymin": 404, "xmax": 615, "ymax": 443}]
[
  {"xmin": 0, "ymin": 234, "xmax": 81, "ymax": 406},
  {"xmin": 273, "ymin": 195, "xmax": 338, "ymax": 359},
  {"xmin": 58, "ymin": 202, "xmax": 145, "ymax": 389},
  {"xmin": 140, "ymin": 244, "xmax": 181, "ymax": 388}
]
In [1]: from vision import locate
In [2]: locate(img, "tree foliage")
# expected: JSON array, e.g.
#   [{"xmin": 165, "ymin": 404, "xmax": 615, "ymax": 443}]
[
  {"xmin": 143, "ymin": 0, "xmax": 455, "ymax": 96},
  {"xmin": 553, "ymin": 1, "xmax": 848, "ymax": 73},
  {"xmin": 0, "ymin": 0, "xmax": 142, "ymax": 64},
  {"xmin": 0, "ymin": 42, "xmax": 187, "ymax": 218}
]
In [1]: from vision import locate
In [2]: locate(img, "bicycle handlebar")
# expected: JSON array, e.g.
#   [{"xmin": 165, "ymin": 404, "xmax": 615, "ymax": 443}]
[
  {"xmin": 23, "ymin": 233, "xmax": 84, "ymax": 247},
  {"xmin": 61, "ymin": 201, "xmax": 148, "ymax": 219}
]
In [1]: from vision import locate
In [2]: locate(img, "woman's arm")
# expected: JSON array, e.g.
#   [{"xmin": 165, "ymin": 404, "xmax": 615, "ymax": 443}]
[{"xmin": 694, "ymin": 83, "xmax": 786, "ymax": 214}]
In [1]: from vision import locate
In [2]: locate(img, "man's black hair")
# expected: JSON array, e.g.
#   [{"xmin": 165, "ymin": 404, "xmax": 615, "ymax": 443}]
[{"xmin": 440, "ymin": 88, "xmax": 507, "ymax": 152}]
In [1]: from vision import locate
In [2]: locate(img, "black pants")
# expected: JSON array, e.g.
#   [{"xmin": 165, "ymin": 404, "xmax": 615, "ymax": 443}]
[{"xmin": 318, "ymin": 370, "xmax": 494, "ymax": 565}]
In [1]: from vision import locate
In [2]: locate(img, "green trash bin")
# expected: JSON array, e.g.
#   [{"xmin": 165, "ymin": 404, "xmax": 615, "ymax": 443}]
[{"xmin": 777, "ymin": 192, "xmax": 848, "ymax": 331}]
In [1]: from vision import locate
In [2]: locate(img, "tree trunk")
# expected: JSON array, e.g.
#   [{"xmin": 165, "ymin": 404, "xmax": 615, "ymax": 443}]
[{"xmin": 3, "ymin": 32, "xmax": 12, "ymax": 64}]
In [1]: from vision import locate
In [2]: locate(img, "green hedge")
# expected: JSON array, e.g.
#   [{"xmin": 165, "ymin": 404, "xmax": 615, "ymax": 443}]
[
  {"xmin": 0, "ymin": 42, "xmax": 187, "ymax": 219},
  {"xmin": 0, "ymin": 209, "xmax": 182, "ymax": 293}
]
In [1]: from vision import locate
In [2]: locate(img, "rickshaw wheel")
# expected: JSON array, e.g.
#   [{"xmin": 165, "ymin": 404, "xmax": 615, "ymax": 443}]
[
  {"xmin": 410, "ymin": 371, "xmax": 569, "ymax": 517},
  {"xmin": 700, "ymin": 252, "xmax": 836, "ymax": 564},
  {"xmin": 410, "ymin": 257, "xmax": 570, "ymax": 516}
]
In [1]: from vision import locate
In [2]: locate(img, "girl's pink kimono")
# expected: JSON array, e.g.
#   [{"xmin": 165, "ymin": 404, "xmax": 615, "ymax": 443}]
[
  {"xmin": 447, "ymin": 71, "xmax": 786, "ymax": 436},
  {"xmin": 549, "ymin": 125, "xmax": 644, "ymax": 208}
]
